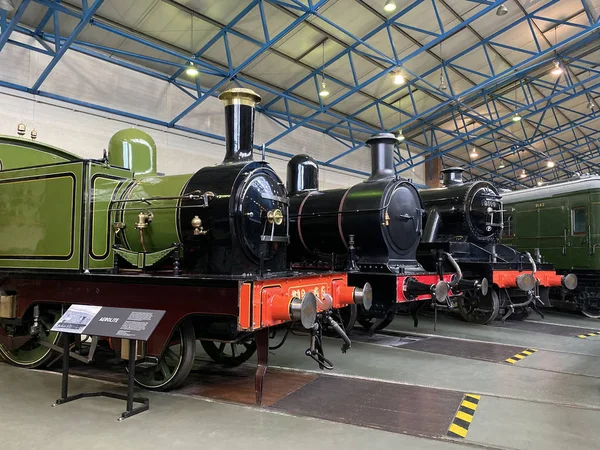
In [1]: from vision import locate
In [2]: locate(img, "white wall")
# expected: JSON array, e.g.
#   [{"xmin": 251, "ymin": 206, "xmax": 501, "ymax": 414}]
[{"xmin": 0, "ymin": 32, "xmax": 425, "ymax": 188}]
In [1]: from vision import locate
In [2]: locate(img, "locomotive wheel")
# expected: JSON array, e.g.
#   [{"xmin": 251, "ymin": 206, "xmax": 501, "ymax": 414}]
[
  {"xmin": 201, "ymin": 335, "xmax": 256, "ymax": 367},
  {"xmin": 356, "ymin": 308, "xmax": 395, "ymax": 332},
  {"xmin": 581, "ymin": 296, "xmax": 600, "ymax": 319},
  {"xmin": 457, "ymin": 288, "xmax": 499, "ymax": 325},
  {"xmin": 135, "ymin": 319, "xmax": 195, "ymax": 391},
  {"xmin": 331, "ymin": 305, "xmax": 358, "ymax": 332},
  {"xmin": 0, "ymin": 305, "xmax": 62, "ymax": 369}
]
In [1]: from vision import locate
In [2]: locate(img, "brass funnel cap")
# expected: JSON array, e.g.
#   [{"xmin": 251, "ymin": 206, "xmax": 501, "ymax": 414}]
[{"xmin": 218, "ymin": 88, "xmax": 262, "ymax": 107}]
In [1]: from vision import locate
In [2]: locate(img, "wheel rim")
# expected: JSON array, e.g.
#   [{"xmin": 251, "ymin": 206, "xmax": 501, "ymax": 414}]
[
  {"xmin": 458, "ymin": 289, "xmax": 499, "ymax": 324},
  {"xmin": 582, "ymin": 296, "xmax": 600, "ymax": 319},
  {"xmin": 331, "ymin": 305, "xmax": 357, "ymax": 332},
  {"xmin": 135, "ymin": 327, "xmax": 185, "ymax": 389},
  {"xmin": 356, "ymin": 309, "xmax": 394, "ymax": 331},
  {"xmin": 201, "ymin": 337, "xmax": 256, "ymax": 366},
  {"xmin": 0, "ymin": 306, "xmax": 62, "ymax": 367}
]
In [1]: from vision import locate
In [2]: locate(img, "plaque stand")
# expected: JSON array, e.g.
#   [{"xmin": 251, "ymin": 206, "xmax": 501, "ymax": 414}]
[{"xmin": 52, "ymin": 337, "xmax": 149, "ymax": 421}]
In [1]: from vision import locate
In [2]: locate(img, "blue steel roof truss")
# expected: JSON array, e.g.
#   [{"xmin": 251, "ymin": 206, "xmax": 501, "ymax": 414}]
[{"xmin": 0, "ymin": 0, "xmax": 598, "ymax": 188}]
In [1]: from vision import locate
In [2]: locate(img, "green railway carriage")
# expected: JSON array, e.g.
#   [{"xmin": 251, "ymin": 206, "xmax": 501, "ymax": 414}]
[{"xmin": 501, "ymin": 176, "xmax": 600, "ymax": 318}]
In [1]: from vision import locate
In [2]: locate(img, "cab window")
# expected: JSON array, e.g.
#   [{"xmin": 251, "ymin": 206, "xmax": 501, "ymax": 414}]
[{"xmin": 571, "ymin": 207, "xmax": 586, "ymax": 235}]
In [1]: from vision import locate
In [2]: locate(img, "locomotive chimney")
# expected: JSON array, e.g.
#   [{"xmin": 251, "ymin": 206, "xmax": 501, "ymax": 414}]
[
  {"xmin": 441, "ymin": 167, "xmax": 464, "ymax": 186},
  {"xmin": 218, "ymin": 88, "xmax": 262, "ymax": 164},
  {"xmin": 287, "ymin": 154, "xmax": 319, "ymax": 195},
  {"xmin": 366, "ymin": 133, "xmax": 398, "ymax": 182}
]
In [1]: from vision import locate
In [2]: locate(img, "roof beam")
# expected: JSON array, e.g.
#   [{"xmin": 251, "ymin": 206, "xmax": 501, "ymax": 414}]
[
  {"xmin": 30, "ymin": 0, "xmax": 104, "ymax": 93},
  {"xmin": 0, "ymin": 0, "xmax": 31, "ymax": 53}
]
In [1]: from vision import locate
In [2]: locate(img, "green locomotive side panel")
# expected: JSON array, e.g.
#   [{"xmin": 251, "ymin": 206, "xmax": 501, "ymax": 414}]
[
  {"xmin": 119, "ymin": 174, "xmax": 191, "ymax": 253},
  {"xmin": 0, "ymin": 162, "xmax": 83, "ymax": 269},
  {"xmin": 87, "ymin": 165, "xmax": 132, "ymax": 270},
  {"xmin": 0, "ymin": 136, "xmax": 81, "ymax": 170}
]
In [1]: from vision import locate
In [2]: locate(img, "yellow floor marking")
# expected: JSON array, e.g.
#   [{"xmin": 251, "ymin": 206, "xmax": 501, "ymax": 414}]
[
  {"xmin": 448, "ymin": 423, "xmax": 468, "ymax": 438},
  {"xmin": 461, "ymin": 400, "xmax": 478, "ymax": 410},
  {"xmin": 466, "ymin": 394, "xmax": 480, "ymax": 400},
  {"xmin": 456, "ymin": 411, "xmax": 473, "ymax": 423}
]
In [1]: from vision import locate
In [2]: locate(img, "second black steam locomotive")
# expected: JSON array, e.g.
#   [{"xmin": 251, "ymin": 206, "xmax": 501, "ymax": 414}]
[
  {"xmin": 417, "ymin": 167, "xmax": 577, "ymax": 324},
  {"xmin": 286, "ymin": 133, "xmax": 466, "ymax": 332}
]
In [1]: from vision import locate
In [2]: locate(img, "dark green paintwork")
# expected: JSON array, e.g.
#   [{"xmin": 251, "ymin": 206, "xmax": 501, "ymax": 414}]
[{"xmin": 502, "ymin": 188, "xmax": 600, "ymax": 270}]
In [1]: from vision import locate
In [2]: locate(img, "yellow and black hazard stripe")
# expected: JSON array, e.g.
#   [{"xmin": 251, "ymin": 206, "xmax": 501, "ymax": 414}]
[
  {"xmin": 447, "ymin": 394, "xmax": 480, "ymax": 439},
  {"xmin": 505, "ymin": 348, "xmax": 537, "ymax": 364},
  {"xmin": 577, "ymin": 331, "xmax": 600, "ymax": 339}
]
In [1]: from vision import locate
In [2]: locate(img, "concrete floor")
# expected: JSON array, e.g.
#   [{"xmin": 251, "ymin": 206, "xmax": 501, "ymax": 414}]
[{"xmin": 1, "ymin": 309, "xmax": 600, "ymax": 449}]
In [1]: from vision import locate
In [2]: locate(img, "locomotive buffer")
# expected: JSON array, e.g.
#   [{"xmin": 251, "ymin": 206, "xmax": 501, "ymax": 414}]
[{"xmin": 50, "ymin": 306, "xmax": 165, "ymax": 421}]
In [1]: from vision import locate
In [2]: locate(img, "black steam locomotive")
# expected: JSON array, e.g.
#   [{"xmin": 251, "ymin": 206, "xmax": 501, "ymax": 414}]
[
  {"xmin": 417, "ymin": 168, "xmax": 577, "ymax": 324},
  {"xmin": 286, "ymin": 133, "xmax": 460, "ymax": 333}
]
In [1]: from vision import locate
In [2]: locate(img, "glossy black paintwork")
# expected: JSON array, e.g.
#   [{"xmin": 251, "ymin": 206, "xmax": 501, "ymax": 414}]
[
  {"xmin": 223, "ymin": 104, "xmax": 255, "ymax": 163},
  {"xmin": 180, "ymin": 161, "xmax": 288, "ymax": 275},
  {"xmin": 286, "ymin": 154, "xmax": 319, "ymax": 195}
]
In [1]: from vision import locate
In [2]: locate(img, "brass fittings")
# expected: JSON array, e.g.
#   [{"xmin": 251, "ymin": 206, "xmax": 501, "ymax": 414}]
[
  {"xmin": 267, "ymin": 208, "xmax": 284, "ymax": 225},
  {"xmin": 134, "ymin": 211, "xmax": 153, "ymax": 230},
  {"xmin": 113, "ymin": 222, "xmax": 125, "ymax": 235},
  {"xmin": 191, "ymin": 216, "xmax": 208, "ymax": 236}
]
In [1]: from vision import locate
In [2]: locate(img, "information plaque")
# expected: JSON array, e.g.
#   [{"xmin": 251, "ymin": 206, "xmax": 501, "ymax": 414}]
[
  {"xmin": 52, "ymin": 305, "xmax": 165, "ymax": 341},
  {"xmin": 51, "ymin": 305, "xmax": 166, "ymax": 421}
]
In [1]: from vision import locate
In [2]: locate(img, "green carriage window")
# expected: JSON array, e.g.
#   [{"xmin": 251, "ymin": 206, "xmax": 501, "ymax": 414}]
[
  {"xmin": 571, "ymin": 207, "xmax": 586, "ymax": 235},
  {"xmin": 503, "ymin": 214, "xmax": 513, "ymax": 237}
]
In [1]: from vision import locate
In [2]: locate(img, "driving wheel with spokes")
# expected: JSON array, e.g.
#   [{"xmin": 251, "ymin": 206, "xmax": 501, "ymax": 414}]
[
  {"xmin": 201, "ymin": 335, "xmax": 257, "ymax": 367},
  {"xmin": 457, "ymin": 287, "xmax": 500, "ymax": 324},
  {"xmin": 0, "ymin": 304, "xmax": 62, "ymax": 369},
  {"xmin": 135, "ymin": 319, "xmax": 196, "ymax": 391}
]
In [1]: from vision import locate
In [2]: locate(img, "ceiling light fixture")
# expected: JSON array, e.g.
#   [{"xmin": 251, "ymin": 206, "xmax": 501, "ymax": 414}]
[
  {"xmin": 547, "ymin": 160, "xmax": 555, "ymax": 168},
  {"xmin": 588, "ymin": 97, "xmax": 595, "ymax": 110},
  {"xmin": 499, "ymin": 161, "xmax": 505, "ymax": 169},
  {"xmin": 496, "ymin": 4, "xmax": 508, "ymax": 16},
  {"xmin": 319, "ymin": 80, "xmax": 329, "ymax": 97},
  {"xmin": 0, "ymin": 0, "xmax": 15, "ymax": 12},
  {"xmin": 438, "ymin": 43, "xmax": 447, "ymax": 91},
  {"xmin": 537, "ymin": 180, "xmax": 544, "ymax": 186},
  {"xmin": 384, "ymin": 0, "xmax": 396, "ymax": 12},
  {"xmin": 318, "ymin": 42, "xmax": 329, "ymax": 98},
  {"xmin": 393, "ymin": 73, "xmax": 405, "ymax": 85},
  {"xmin": 186, "ymin": 62, "xmax": 199, "ymax": 77},
  {"xmin": 396, "ymin": 129, "xmax": 405, "ymax": 142},
  {"xmin": 551, "ymin": 60, "xmax": 564, "ymax": 76},
  {"xmin": 512, "ymin": 112, "xmax": 522, "ymax": 122},
  {"xmin": 186, "ymin": 14, "xmax": 199, "ymax": 78},
  {"xmin": 520, "ymin": 169, "xmax": 527, "ymax": 179},
  {"xmin": 470, "ymin": 147, "xmax": 479, "ymax": 158}
]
